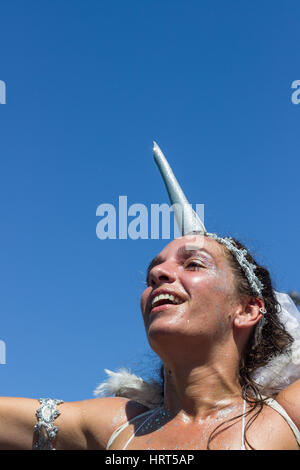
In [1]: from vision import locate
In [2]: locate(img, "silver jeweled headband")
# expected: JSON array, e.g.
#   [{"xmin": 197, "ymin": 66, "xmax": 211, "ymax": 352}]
[{"xmin": 152, "ymin": 141, "xmax": 264, "ymax": 299}]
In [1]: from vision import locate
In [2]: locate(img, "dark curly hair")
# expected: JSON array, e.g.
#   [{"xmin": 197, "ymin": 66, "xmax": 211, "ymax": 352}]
[{"xmin": 158, "ymin": 234, "xmax": 294, "ymax": 450}]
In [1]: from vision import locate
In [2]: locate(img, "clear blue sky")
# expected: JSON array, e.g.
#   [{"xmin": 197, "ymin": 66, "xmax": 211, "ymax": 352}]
[{"xmin": 0, "ymin": 0, "xmax": 299, "ymax": 402}]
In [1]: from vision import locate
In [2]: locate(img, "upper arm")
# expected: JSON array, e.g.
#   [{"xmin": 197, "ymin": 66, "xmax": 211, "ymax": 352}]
[
  {"xmin": 75, "ymin": 397, "xmax": 150, "ymax": 450},
  {"xmin": 276, "ymin": 379, "xmax": 300, "ymax": 431}
]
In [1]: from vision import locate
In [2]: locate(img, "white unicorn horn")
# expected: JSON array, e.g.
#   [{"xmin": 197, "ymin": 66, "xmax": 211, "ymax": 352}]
[{"xmin": 153, "ymin": 141, "xmax": 206, "ymax": 235}]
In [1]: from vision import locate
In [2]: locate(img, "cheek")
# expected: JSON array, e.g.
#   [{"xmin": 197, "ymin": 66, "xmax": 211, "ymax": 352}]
[
  {"xmin": 186, "ymin": 269, "xmax": 222, "ymax": 298},
  {"xmin": 191, "ymin": 267, "xmax": 235, "ymax": 298},
  {"xmin": 211, "ymin": 270, "xmax": 236, "ymax": 302},
  {"xmin": 187, "ymin": 270, "xmax": 235, "ymax": 316},
  {"xmin": 140, "ymin": 287, "xmax": 151, "ymax": 314}
]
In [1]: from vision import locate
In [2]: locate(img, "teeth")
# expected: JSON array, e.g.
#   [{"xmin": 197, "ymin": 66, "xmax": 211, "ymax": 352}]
[{"xmin": 151, "ymin": 293, "xmax": 181, "ymax": 307}]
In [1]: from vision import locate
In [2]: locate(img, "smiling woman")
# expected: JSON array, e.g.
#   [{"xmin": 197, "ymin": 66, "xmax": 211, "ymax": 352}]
[
  {"xmin": 0, "ymin": 144, "xmax": 300, "ymax": 450},
  {"xmin": 140, "ymin": 233, "xmax": 296, "ymax": 449},
  {"xmin": 98, "ymin": 230, "xmax": 300, "ymax": 450},
  {"xmin": 96, "ymin": 144, "xmax": 300, "ymax": 450}
]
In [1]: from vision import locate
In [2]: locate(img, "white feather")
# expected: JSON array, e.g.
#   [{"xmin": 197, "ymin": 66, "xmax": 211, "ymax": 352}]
[
  {"xmin": 253, "ymin": 292, "xmax": 300, "ymax": 394},
  {"xmin": 93, "ymin": 368, "xmax": 163, "ymax": 409}
]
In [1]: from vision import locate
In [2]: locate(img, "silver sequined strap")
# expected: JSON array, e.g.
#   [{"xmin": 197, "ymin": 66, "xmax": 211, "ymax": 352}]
[{"xmin": 33, "ymin": 398, "xmax": 64, "ymax": 450}]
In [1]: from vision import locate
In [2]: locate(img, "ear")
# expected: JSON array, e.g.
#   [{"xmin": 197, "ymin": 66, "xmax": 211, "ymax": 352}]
[{"xmin": 233, "ymin": 297, "xmax": 265, "ymax": 329}]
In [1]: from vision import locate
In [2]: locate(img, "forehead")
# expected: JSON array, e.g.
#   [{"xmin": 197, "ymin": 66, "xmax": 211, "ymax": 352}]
[
  {"xmin": 159, "ymin": 235, "xmax": 225, "ymax": 260},
  {"xmin": 145, "ymin": 235, "xmax": 234, "ymax": 285}
]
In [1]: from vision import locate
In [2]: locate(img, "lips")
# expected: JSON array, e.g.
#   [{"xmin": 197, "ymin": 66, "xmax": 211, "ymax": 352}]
[
  {"xmin": 149, "ymin": 290, "xmax": 185, "ymax": 313},
  {"xmin": 151, "ymin": 293, "xmax": 182, "ymax": 308}
]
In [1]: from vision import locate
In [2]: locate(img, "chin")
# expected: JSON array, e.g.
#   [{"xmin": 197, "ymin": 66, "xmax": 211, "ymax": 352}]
[{"xmin": 146, "ymin": 316, "xmax": 190, "ymax": 347}]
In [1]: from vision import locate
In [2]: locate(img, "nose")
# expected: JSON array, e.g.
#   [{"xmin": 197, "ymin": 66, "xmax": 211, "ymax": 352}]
[{"xmin": 148, "ymin": 261, "xmax": 177, "ymax": 288}]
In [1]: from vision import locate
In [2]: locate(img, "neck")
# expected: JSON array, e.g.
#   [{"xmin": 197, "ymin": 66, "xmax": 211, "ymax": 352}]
[{"xmin": 160, "ymin": 342, "xmax": 243, "ymax": 419}]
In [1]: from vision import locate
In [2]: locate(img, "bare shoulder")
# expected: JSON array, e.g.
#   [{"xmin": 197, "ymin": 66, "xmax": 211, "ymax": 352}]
[
  {"xmin": 73, "ymin": 397, "xmax": 149, "ymax": 450},
  {"xmin": 276, "ymin": 379, "xmax": 300, "ymax": 430}
]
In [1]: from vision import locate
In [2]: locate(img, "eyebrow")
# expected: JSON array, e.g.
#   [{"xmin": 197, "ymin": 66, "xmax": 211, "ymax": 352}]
[{"xmin": 145, "ymin": 247, "xmax": 216, "ymax": 283}]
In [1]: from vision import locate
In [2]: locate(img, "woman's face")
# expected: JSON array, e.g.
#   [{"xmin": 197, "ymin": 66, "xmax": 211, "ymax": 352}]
[{"xmin": 140, "ymin": 235, "xmax": 240, "ymax": 348}]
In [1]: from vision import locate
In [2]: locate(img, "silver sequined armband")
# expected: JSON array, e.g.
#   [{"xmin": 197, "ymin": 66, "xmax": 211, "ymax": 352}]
[{"xmin": 33, "ymin": 398, "xmax": 64, "ymax": 450}]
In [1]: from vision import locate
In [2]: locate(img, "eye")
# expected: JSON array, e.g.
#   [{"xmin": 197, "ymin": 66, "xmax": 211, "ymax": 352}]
[{"xmin": 184, "ymin": 259, "xmax": 205, "ymax": 270}]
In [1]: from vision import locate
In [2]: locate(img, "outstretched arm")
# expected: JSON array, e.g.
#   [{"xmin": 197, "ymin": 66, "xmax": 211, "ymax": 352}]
[
  {"xmin": 0, "ymin": 396, "xmax": 147, "ymax": 450},
  {"xmin": 0, "ymin": 397, "xmax": 87, "ymax": 450}
]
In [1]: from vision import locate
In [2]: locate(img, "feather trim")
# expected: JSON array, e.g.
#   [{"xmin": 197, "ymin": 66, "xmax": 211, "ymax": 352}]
[{"xmin": 93, "ymin": 368, "xmax": 163, "ymax": 409}]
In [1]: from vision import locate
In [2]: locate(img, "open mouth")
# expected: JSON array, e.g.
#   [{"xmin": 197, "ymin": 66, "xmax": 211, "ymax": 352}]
[{"xmin": 151, "ymin": 293, "xmax": 183, "ymax": 310}]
